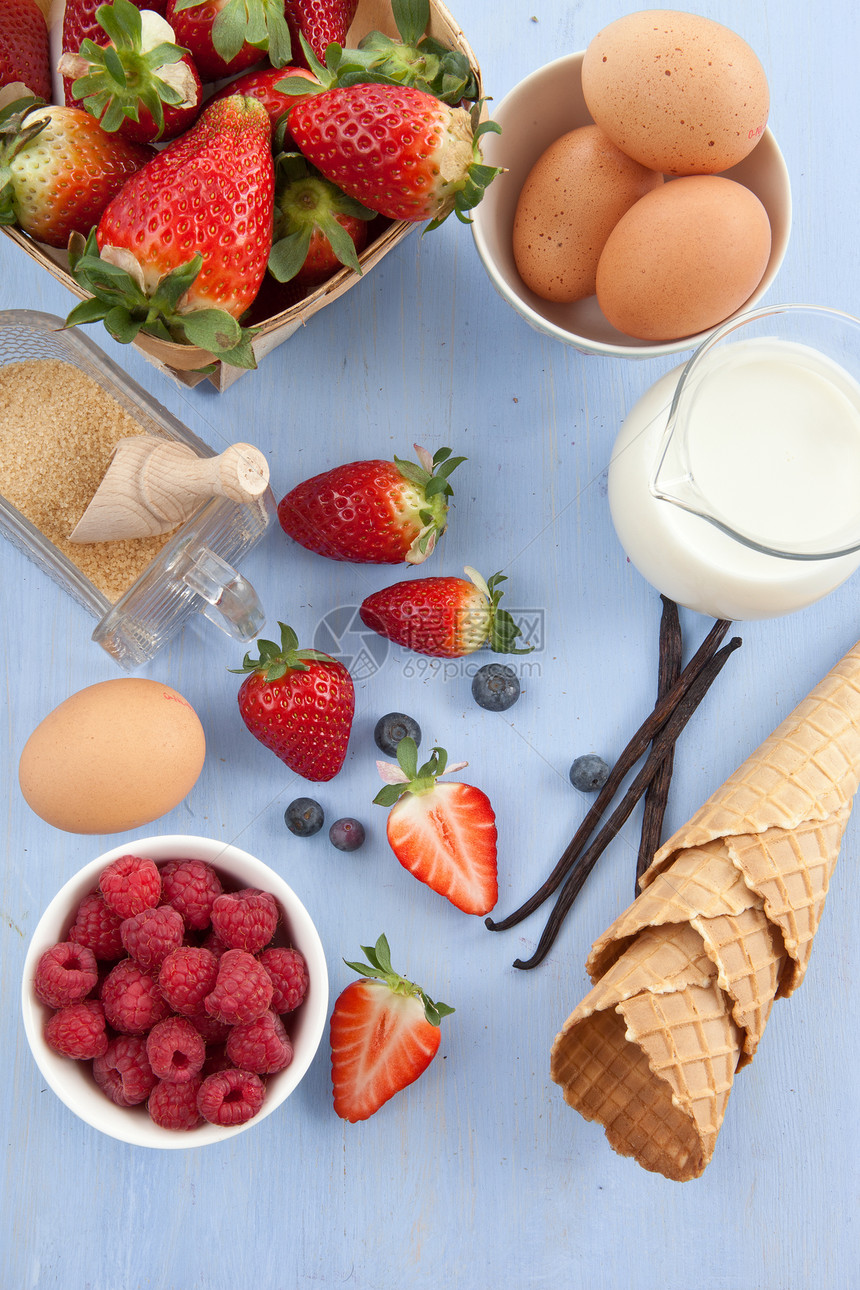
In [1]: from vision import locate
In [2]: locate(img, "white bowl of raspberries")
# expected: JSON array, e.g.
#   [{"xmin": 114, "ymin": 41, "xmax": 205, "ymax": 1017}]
[{"xmin": 21, "ymin": 835, "xmax": 328, "ymax": 1147}]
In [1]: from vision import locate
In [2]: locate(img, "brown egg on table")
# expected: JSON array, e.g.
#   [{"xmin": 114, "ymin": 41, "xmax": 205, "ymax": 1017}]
[
  {"xmin": 512, "ymin": 124, "xmax": 663, "ymax": 302},
  {"xmin": 18, "ymin": 678, "xmax": 206, "ymax": 834},
  {"xmin": 595, "ymin": 175, "xmax": 772, "ymax": 342},
  {"xmin": 582, "ymin": 10, "xmax": 770, "ymax": 175}
]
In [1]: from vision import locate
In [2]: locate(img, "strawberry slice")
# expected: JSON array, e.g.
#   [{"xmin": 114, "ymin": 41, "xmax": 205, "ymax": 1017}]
[
  {"xmin": 374, "ymin": 740, "xmax": 498, "ymax": 915},
  {"xmin": 331, "ymin": 934, "xmax": 453, "ymax": 1122}
]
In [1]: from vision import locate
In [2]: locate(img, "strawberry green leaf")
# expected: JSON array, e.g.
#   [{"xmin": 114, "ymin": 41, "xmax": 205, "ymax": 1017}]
[
  {"xmin": 391, "ymin": 0, "xmax": 429, "ymax": 47},
  {"xmin": 372, "ymin": 782, "xmax": 410, "ymax": 808},
  {"xmin": 64, "ymin": 297, "xmax": 112, "ymax": 326},
  {"xmin": 268, "ymin": 226, "xmax": 313, "ymax": 283},
  {"xmin": 104, "ymin": 306, "xmax": 142, "ymax": 344},
  {"xmin": 395, "ymin": 736, "xmax": 420, "ymax": 779},
  {"xmin": 178, "ymin": 307, "xmax": 242, "ymax": 351},
  {"xmin": 392, "ymin": 457, "xmax": 432, "ymax": 488},
  {"xmin": 342, "ymin": 935, "xmax": 453, "ymax": 1026}
]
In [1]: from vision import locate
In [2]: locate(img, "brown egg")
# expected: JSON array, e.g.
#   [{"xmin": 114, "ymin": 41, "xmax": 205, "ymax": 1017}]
[
  {"xmin": 582, "ymin": 11, "xmax": 769, "ymax": 175},
  {"xmin": 512, "ymin": 124, "xmax": 663, "ymax": 302},
  {"xmin": 595, "ymin": 176, "xmax": 772, "ymax": 341},
  {"xmin": 19, "ymin": 678, "xmax": 206, "ymax": 834}
]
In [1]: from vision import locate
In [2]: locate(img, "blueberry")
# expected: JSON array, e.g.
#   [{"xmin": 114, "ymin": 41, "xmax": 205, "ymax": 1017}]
[
  {"xmin": 471, "ymin": 663, "xmax": 521, "ymax": 712},
  {"xmin": 568, "ymin": 755, "xmax": 611, "ymax": 793},
  {"xmin": 329, "ymin": 818, "xmax": 366, "ymax": 852},
  {"xmin": 285, "ymin": 797, "xmax": 324, "ymax": 836},
  {"xmin": 374, "ymin": 712, "xmax": 421, "ymax": 756}
]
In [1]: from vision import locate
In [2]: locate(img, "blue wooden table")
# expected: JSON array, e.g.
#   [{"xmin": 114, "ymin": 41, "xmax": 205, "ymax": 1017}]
[{"xmin": 2, "ymin": 2, "xmax": 858, "ymax": 1286}]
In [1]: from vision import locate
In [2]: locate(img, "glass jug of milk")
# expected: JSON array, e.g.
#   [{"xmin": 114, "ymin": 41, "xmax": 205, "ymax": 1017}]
[{"xmin": 608, "ymin": 305, "xmax": 860, "ymax": 619}]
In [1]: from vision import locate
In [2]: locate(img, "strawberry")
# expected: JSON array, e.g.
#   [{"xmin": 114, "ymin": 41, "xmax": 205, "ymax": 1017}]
[
  {"xmin": 283, "ymin": 0, "xmax": 358, "ymax": 66},
  {"xmin": 166, "ymin": 0, "xmax": 291, "ymax": 82},
  {"xmin": 231, "ymin": 621, "xmax": 354, "ymax": 782},
  {"xmin": 374, "ymin": 740, "xmax": 498, "ymax": 915},
  {"xmin": 66, "ymin": 94, "xmax": 273, "ymax": 368},
  {"xmin": 330, "ymin": 934, "xmax": 453, "ymax": 1122},
  {"xmin": 209, "ymin": 64, "xmax": 319, "ymax": 133},
  {"xmin": 278, "ymin": 444, "xmax": 464, "ymax": 565},
  {"xmin": 0, "ymin": 0, "xmax": 51, "ymax": 101},
  {"xmin": 57, "ymin": 0, "xmax": 202, "ymax": 144},
  {"xmin": 0, "ymin": 99, "xmax": 152, "ymax": 247},
  {"xmin": 268, "ymin": 151, "xmax": 373, "ymax": 288},
  {"xmin": 360, "ymin": 567, "xmax": 532, "ymax": 658},
  {"xmin": 62, "ymin": 0, "xmax": 114, "ymax": 104},
  {"xmin": 288, "ymin": 82, "xmax": 500, "ymax": 225}
]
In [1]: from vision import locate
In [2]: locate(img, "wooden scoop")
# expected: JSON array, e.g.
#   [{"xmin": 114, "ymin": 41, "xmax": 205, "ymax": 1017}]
[{"xmin": 69, "ymin": 436, "xmax": 270, "ymax": 543}]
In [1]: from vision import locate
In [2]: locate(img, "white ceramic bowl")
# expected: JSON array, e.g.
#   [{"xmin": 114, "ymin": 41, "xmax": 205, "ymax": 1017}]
[
  {"xmin": 21, "ymin": 835, "xmax": 329, "ymax": 1149},
  {"xmin": 472, "ymin": 52, "xmax": 792, "ymax": 359}
]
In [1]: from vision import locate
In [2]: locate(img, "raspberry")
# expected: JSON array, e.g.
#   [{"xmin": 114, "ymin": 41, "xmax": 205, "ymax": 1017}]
[
  {"xmin": 34, "ymin": 941, "xmax": 99, "ymax": 1008},
  {"xmin": 158, "ymin": 946, "xmax": 219, "ymax": 1015},
  {"xmin": 201, "ymin": 1043, "xmax": 232, "ymax": 1076},
  {"xmin": 101, "ymin": 958, "xmax": 170, "ymax": 1034},
  {"xmin": 146, "ymin": 1016, "xmax": 206, "ymax": 1083},
  {"xmin": 210, "ymin": 889, "xmax": 279, "ymax": 954},
  {"xmin": 197, "ymin": 1068, "xmax": 265, "ymax": 1127},
  {"xmin": 148, "ymin": 1078, "xmax": 203, "ymax": 1131},
  {"xmin": 159, "ymin": 859, "xmax": 223, "ymax": 930},
  {"xmin": 226, "ymin": 1009, "xmax": 293, "ymax": 1075},
  {"xmin": 204, "ymin": 948, "xmax": 273, "ymax": 1025},
  {"xmin": 120, "ymin": 905, "xmax": 184, "ymax": 971},
  {"xmin": 44, "ymin": 1000, "xmax": 108, "ymax": 1060},
  {"xmin": 259, "ymin": 946, "xmax": 309, "ymax": 1013},
  {"xmin": 188, "ymin": 1011, "xmax": 232, "ymax": 1045},
  {"xmin": 200, "ymin": 929, "xmax": 229, "ymax": 959},
  {"xmin": 93, "ymin": 1035, "xmax": 157, "ymax": 1106},
  {"xmin": 68, "ymin": 891, "xmax": 124, "ymax": 961},
  {"xmin": 99, "ymin": 854, "xmax": 161, "ymax": 920}
]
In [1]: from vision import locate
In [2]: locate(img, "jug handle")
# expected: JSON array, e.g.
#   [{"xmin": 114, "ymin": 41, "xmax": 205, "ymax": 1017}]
[{"xmin": 179, "ymin": 545, "xmax": 265, "ymax": 642}]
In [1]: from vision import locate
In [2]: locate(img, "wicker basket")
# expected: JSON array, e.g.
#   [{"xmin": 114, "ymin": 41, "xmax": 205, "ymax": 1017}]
[{"xmin": 1, "ymin": 0, "xmax": 480, "ymax": 390}]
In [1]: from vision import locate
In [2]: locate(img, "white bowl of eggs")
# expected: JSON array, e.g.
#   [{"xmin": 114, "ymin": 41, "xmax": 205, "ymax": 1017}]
[{"xmin": 472, "ymin": 11, "xmax": 792, "ymax": 358}]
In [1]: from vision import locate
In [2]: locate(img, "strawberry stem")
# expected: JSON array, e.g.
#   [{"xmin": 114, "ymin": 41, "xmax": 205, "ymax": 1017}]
[
  {"xmin": 228, "ymin": 621, "xmax": 337, "ymax": 679},
  {"xmin": 343, "ymin": 934, "xmax": 454, "ymax": 1026}
]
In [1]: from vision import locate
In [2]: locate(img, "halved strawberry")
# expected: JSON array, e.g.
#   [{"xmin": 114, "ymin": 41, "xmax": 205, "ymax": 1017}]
[
  {"xmin": 330, "ymin": 934, "xmax": 453, "ymax": 1122},
  {"xmin": 360, "ymin": 567, "xmax": 532, "ymax": 657},
  {"xmin": 374, "ymin": 740, "xmax": 498, "ymax": 915},
  {"xmin": 278, "ymin": 445, "xmax": 464, "ymax": 564}
]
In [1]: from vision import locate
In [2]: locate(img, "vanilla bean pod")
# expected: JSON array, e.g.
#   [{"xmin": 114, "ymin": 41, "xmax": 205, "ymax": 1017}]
[
  {"xmin": 485, "ymin": 616, "xmax": 731, "ymax": 934},
  {"xmin": 635, "ymin": 596, "xmax": 683, "ymax": 896},
  {"xmin": 511, "ymin": 636, "xmax": 742, "ymax": 970}
]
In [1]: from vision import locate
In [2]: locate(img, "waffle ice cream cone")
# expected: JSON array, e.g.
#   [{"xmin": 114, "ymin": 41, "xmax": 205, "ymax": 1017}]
[{"xmin": 550, "ymin": 639, "xmax": 860, "ymax": 1181}]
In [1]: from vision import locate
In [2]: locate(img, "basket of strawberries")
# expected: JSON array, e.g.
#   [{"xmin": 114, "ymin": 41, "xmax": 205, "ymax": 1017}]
[{"xmin": 0, "ymin": 0, "xmax": 494, "ymax": 388}]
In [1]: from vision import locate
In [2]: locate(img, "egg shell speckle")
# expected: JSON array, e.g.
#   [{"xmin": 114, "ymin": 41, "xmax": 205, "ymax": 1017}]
[
  {"xmin": 512, "ymin": 124, "xmax": 664, "ymax": 302},
  {"xmin": 18, "ymin": 679, "xmax": 206, "ymax": 834},
  {"xmin": 595, "ymin": 175, "xmax": 772, "ymax": 342},
  {"xmin": 582, "ymin": 10, "xmax": 770, "ymax": 175}
]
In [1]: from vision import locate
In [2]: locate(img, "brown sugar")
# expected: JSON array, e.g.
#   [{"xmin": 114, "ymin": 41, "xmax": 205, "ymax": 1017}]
[{"xmin": 0, "ymin": 358, "xmax": 176, "ymax": 602}]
